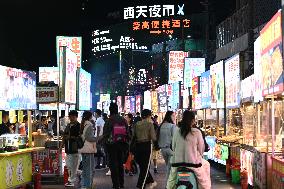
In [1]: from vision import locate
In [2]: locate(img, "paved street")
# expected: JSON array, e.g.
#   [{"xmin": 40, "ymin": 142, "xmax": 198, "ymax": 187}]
[{"xmin": 42, "ymin": 160, "xmax": 240, "ymax": 189}]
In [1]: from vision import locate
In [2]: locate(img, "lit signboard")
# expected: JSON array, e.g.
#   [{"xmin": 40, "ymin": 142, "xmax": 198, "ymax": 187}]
[
  {"xmin": 39, "ymin": 67, "xmax": 59, "ymax": 84},
  {"xmin": 117, "ymin": 96, "xmax": 122, "ymax": 113},
  {"xmin": 183, "ymin": 58, "xmax": 205, "ymax": 89},
  {"xmin": 151, "ymin": 91, "xmax": 159, "ymax": 113},
  {"xmin": 100, "ymin": 94, "xmax": 110, "ymax": 102},
  {"xmin": 225, "ymin": 54, "xmax": 241, "ymax": 108},
  {"xmin": 137, "ymin": 69, "xmax": 147, "ymax": 85},
  {"xmin": 168, "ymin": 51, "xmax": 188, "ymax": 83},
  {"xmin": 254, "ymin": 37, "xmax": 264, "ymax": 102},
  {"xmin": 210, "ymin": 61, "xmax": 224, "ymax": 109},
  {"xmin": 241, "ymin": 75, "xmax": 255, "ymax": 102},
  {"xmin": 77, "ymin": 68, "xmax": 91, "ymax": 110},
  {"xmin": 91, "ymin": 30, "xmax": 148, "ymax": 53},
  {"xmin": 135, "ymin": 95, "xmax": 141, "ymax": 113},
  {"xmin": 201, "ymin": 71, "xmax": 211, "ymax": 109},
  {"xmin": 0, "ymin": 66, "xmax": 37, "ymax": 110},
  {"xmin": 158, "ymin": 85, "xmax": 167, "ymax": 113},
  {"xmin": 192, "ymin": 77, "xmax": 200, "ymax": 110},
  {"xmin": 172, "ymin": 82, "xmax": 180, "ymax": 110},
  {"xmin": 143, "ymin": 91, "xmax": 151, "ymax": 110},
  {"xmin": 130, "ymin": 96, "xmax": 136, "ymax": 113},
  {"xmin": 56, "ymin": 36, "xmax": 82, "ymax": 68},
  {"xmin": 124, "ymin": 4, "xmax": 185, "ymax": 19},
  {"xmin": 260, "ymin": 10, "xmax": 283, "ymax": 96},
  {"xmin": 124, "ymin": 96, "xmax": 130, "ymax": 113}
]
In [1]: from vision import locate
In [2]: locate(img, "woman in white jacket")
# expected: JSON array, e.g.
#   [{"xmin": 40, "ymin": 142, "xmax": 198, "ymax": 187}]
[
  {"xmin": 167, "ymin": 110, "xmax": 211, "ymax": 189},
  {"xmin": 79, "ymin": 111, "xmax": 97, "ymax": 189}
]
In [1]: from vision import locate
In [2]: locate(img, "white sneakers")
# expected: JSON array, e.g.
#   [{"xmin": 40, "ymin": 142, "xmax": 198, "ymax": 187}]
[
  {"xmin": 146, "ymin": 181, "xmax": 157, "ymax": 189},
  {"xmin": 65, "ymin": 181, "xmax": 75, "ymax": 187},
  {"xmin": 106, "ymin": 169, "xmax": 111, "ymax": 176}
]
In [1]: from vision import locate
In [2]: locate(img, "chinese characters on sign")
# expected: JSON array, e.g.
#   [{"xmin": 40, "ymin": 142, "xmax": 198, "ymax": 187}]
[
  {"xmin": 92, "ymin": 30, "xmax": 148, "ymax": 53},
  {"xmin": 135, "ymin": 95, "xmax": 141, "ymax": 113},
  {"xmin": 151, "ymin": 91, "xmax": 159, "ymax": 113},
  {"xmin": 183, "ymin": 58, "xmax": 205, "ymax": 90},
  {"xmin": 168, "ymin": 51, "xmax": 188, "ymax": 83},
  {"xmin": 132, "ymin": 19, "xmax": 190, "ymax": 35},
  {"xmin": 210, "ymin": 61, "xmax": 224, "ymax": 109},
  {"xmin": 201, "ymin": 71, "xmax": 211, "ymax": 109},
  {"xmin": 136, "ymin": 69, "xmax": 147, "ymax": 85},
  {"xmin": 124, "ymin": 4, "xmax": 185, "ymax": 19},
  {"xmin": 56, "ymin": 36, "xmax": 82, "ymax": 68},
  {"xmin": 225, "ymin": 54, "xmax": 240, "ymax": 108},
  {"xmin": 78, "ymin": 69, "xmax": 91, "ymax": 110},
  {"xmin": 63, "ymin": 48, "xmax": 77, "ymax": 104},
  {"xmin": 192, "ymin": 77, "xmax": 200, "ymax": 110},
  {"xmin": 36, "ymin": 87, "xmax": 58, "ymax": 103},
  {"xmin": 39, "ymin": 67, "xmax": 59, "ymax": 84}
]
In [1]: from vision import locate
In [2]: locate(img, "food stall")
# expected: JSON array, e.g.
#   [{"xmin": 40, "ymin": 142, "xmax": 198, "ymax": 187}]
[{"xmin": 0, "ymin": 65, "xmax": 45, "ymax": 188}]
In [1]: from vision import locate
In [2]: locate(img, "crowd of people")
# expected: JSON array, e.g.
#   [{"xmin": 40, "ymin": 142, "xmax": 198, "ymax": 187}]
[{"xmin": 61, "ymin": 102, "xmax": 211, "ymax": 189}]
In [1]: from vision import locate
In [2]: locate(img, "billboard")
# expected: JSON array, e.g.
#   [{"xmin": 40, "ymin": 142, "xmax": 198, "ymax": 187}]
[
  {"xmin": 77, "ymin": 68, "xmax": 91, "ymax": 110},
  {"xmin": 254, "ymin": 37, "xmax": 264, "ymax": 102},
  {"xmin": 39, "ymin": 67, "xmax": 59, "ymax": 84},
  {"xmin": 210, "ymin": 61, "xmax": 224, "ymax": 109},
  {"xmin": 168, "ymin": 51, "xmax": 188, "ymax": 83},
  {"xmin": 260, "ymin": 10, "xmax": 283, "ymax": 96},
  {"xmin": 0, "ymin": 66, "xmax": 36, "ymax": 110},
  {"xmin": 201, "ymin": 71, "xmax": 211, "ymax": 109},
  {"xmin": 183, "ymin": 58, "xmax": 205, "ymax": 89},
  {"xmin": 225, "ymin": 54, "xmax": 241, "ymax": 108},
  {"xmin": 56, "ymin": 36, "xmax": 82, "ymax": 68}
]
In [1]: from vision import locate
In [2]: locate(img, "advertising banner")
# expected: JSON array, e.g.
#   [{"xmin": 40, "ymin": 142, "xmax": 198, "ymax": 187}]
[
  {"xmin": 225, "ymin": 54, "xmax": 241, "ymax": 108},
  {"xmin": 201, "ymin": 71, "xmax": 211, "ymax": 109},
  {"xmin": 172, "ymin": 82, "xmax": 180, "ymax": 110},
  {"xmin": 143, "ymin": 91, "xmax": 151, "ymax": 110},
  {"xmin": 77, "ymin": 69, "xmax": 91, "ymax": 110},
  {"xmin": 241, "ymin": 75, "xmax": 255, "ymax": 102},
  {"xmin": 260, "ymin": 11, "xmax": 284, "ymax": 96},
  {"xmin": 151, "ymin": 91, "xmax": 159, "ymax": 113},
  {"xmin": 39, "ymin": 67, "xmax": 59, "ymax": 84},
  {"xmin": 184, "ymin": 58, "xmax": 205, "ymax": 89},
  {"xmin": 192, "ymin": 77, "xmax": 200, "ymax": 110},
  {"xmin": 0, "ymin": 65, "xmax": 36, "ymax": 110},
  {"xmin": 36, "ymin": 86, "xmax": 58, "ymax": 103},
  {"xmin": 56, "ymin": 36, "xmax": 82, "ymax": 68},
  {"xmin": 254, "ymin": 37, "xmax": 264, "ymax": 102},
  {"xmin": 135, "ymin": 95, "xmax": 141, "ymax": 114},
  {"xmin": 168, "ymin": 51, "xmax": 188, "ymax": 83}
]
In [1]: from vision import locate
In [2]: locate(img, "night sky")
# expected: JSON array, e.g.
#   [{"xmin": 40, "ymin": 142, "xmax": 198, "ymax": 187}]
[{"xmin": 0, "ymin": 0, "xmax": 235, "ymax": 72}]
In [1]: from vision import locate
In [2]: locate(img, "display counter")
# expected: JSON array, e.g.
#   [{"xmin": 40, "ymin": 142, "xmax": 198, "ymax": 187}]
[{"xmin": 0, "ymin": 147, "xmax": 44, "ymax": 189}]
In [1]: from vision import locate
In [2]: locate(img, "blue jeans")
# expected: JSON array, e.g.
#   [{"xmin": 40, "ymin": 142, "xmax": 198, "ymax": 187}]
[{"xmin": 81, "ymin": 153, "xmax": 95, "ymax": 188}]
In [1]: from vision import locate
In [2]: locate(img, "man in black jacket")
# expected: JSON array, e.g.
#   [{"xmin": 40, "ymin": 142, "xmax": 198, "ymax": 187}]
[{"xmin": 62, "ymin": 110, "xmax": 81, "ymax": 187}]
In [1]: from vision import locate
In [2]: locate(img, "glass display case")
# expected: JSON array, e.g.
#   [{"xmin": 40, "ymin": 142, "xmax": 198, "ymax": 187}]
[
  {"xmin": 205, "ymin": 109, "xmax": 225, "ymax": 137},
  {"xmin": 242, "ymin": 104, "xmax": 256, "ymax": 146}
]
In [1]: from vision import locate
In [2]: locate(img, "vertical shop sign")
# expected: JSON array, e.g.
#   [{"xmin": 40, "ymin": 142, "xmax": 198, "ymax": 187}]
[
  {"xmin": 192, "ymin": 77, "xmax": 200, "ymax": 110},
  {"xmin": 254, "ymin": 37, "xmax": 264, "ymax": 102},
  {"xmin": 151, "ymin": 91, "xmax": 159, "ymax": 113},
  {"xmin": 158, "ymin": 85, "xmax": 167, "ymax": 113},
  {"xmin": 135, "ymin": 95, "xmax": 141, "ymax": 113},
  {"xmin": 129, "ymin": 96, "xmax": 136, "ymax": 113},
  {"xmin": 117, "ymin": 96, "xmax": 122, "ymax": 113},
  {"xmin": 56, "ymin": 36, "xmax": 82, "ymax": 68},
  {"xmin": 201, "ymin": 71, "xmax": 211, "ymax": 108},
  {"xmin": 124, "ymin": 96, "xmax": 131, "ymax": 113},
  {"xmin": 77, "ymin": 68, "xmax": 91, "ymax": 110},
  {"xmin": 260, "ymin": 10, "xmax": 283, "ymax": 96},
  {"xmin": 143, "ymin": 91, "xmax": 152, "ymax": 110},
  {"xmin": 172, "ymin": 82, "xmax": 180, "ymax": 110},
  {"xmin": 39, "ymin": 67, "xmax": 59, "ymax": 84},
  {"xmin": 168, "ymin": 51, "xmax": 188, "ymax": 83},
  {"xmin": 184, "ymin": 58, "xmax": 205, "ymax": 89},
  {"xmin": 225, "ymin": 54, "xmax": 241, "ymax": 108}
]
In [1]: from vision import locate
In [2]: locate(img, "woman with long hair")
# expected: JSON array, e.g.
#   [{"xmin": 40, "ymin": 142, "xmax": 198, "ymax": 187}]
[
  {"xmin": 79, "ymin": 111, "xmax": 97, "ymax": 189},
  {"xmin": 167, "ymin": 110, "xmax": 211, "ymax": 189},
  {"xmin": 158, "ymin": 111, "xmax": 176, "ymax": 183},
  {"xmin": 133, "ymin": 109, "xmax": 157, "ymax": 189}
]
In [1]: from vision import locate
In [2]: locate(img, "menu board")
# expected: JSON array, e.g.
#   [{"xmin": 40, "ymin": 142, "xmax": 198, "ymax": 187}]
[
  {"xmin": 225, "ymin": 54, "xmax": 241, "ymax": 108},
  {"xmin": 56, "ymin": 36, "xmax": 82, "ymax": 68},
  {"xmin": 183, "ymin": 58, "xmax": 205, "ymax": 90},
  {"xmin": 260, "ymin": 11, "xmax": 284, "ymax": 96},
  {"xmin": 0, "ymin": 65, "xmax": 36, "ymax": 110},
  {"xmin": 241, "ymin": 75, "xmax": 255, "ymax": 102},
  {"xmin": 62, "ymin": 48, "xmax": 77, "ymax": 104},
  {"xmin": 254, "ymin": 37, "xmax": 264, "ymax": 102},
  {"xmin": 143, "ymin": 91, "xmax": 151, "ymax": 110},
  {"xmin": 151, "ymin": 91, "xmax": 159, "ymax": 113},
  {"xmin": 77, "ymin": 68, "xmax": 91, "ymax": 110},
  {"xmin": 210, "ymin": 61, "xmax": 224, "ymax": 109},
  {"xmin": 39, "ymin": 67, "xmax": 59, "ymax": 84},
  {"xmin": 168, "ymin": 51, "xmax": 188, "ymax": 83},
  {"xmin": 201, "ymin": 71, "xmax": 211, "ymax": 109}
]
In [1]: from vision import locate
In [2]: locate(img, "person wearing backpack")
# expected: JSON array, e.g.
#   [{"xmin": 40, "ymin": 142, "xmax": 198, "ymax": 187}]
[
  {"xmin": 79, "ymin": 111, "xmax": 97, "ymax": 189},
  {"xmin": 157, "ymin": 111, "xmax": 176, "ymax": 185},
  {"xmin": 133, "ymin": 109, "xmax": 157, "ymax": 189},
  {"xmin": 61, "ymin": 110, "xmax": 81, "ymax": 187},
  {"xmin": 102, "ymin": 102, "xmax": 129, "ymax": 189}
]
